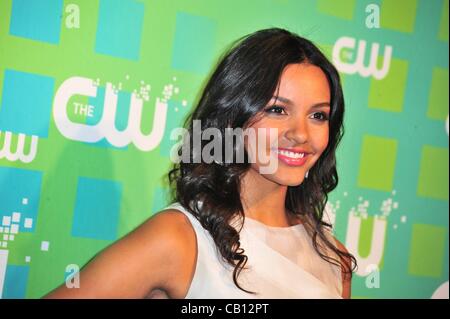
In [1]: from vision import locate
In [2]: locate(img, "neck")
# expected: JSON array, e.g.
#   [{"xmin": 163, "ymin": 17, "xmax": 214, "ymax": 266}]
[{"xmin": 240, "ymin": 168, "xmax": 300, "ymax": 227}]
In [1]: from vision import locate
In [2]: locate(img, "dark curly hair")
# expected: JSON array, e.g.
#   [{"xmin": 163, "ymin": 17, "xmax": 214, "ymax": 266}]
[{"xmin": 167, "ymin": 27, "xmax": 357, "ymax": 293}]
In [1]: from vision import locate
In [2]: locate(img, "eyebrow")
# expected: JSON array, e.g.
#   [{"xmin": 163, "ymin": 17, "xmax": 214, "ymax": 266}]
[{"xmin": 272, "ymin": 96, "xmax": 331, "ymax": 109}]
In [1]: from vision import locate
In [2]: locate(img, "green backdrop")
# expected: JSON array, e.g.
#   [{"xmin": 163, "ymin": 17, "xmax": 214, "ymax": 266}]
[{"xmin": 0, "ymin": 0, "xmax": 448, "ymax": 299}]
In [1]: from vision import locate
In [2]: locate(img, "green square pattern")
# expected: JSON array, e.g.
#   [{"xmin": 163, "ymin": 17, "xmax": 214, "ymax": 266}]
[
  {"xmin": 368, "ymin": 59, "xmax": 409, "ymax": 112},
  {"xmin": 358, "ymin": 135, "xmax": 398, "ymax": 192},
  {"xmin": 408, "ymin": 224, "xmax": 447, "ymax": 278},
  {"xmin": 427, "ymin": 67, "xmax": 449, "ymax": 120},
  {"xmin": 317, "ymin": 0, "xmax": 356, "ymax": 20},
  {"xmin": 417, "ymin": 145, "xmax": 449, "ymax": 200},
  {"xmin": 381, "ymin": 0, "xmax": 417, "ymax": 33}
]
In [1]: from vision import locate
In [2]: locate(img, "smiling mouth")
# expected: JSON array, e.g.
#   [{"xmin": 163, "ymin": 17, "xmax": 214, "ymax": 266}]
[
  {"xmin": 273, "ymin": 148, "xmax": 309, "ymax": 166},
  {"xmin": 274, "ymin": 149, "xmax": 307, "ymax": 159}
]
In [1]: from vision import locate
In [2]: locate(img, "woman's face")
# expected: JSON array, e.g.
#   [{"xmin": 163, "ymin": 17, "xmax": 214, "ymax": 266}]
[{"xmin": 245, "ymin": 63, "xmax": 331, "ymax": 186}]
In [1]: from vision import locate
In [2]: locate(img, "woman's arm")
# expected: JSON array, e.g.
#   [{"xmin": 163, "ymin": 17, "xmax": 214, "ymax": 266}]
[{"xmin": 43, "ymin": 210, "xmax": 197, "ymax": 298}]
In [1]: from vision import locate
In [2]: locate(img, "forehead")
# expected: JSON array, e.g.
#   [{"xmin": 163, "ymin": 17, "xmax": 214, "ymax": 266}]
[{"xmin": 276, "ymin": 63, "xmax": 330, "ymax": 102}]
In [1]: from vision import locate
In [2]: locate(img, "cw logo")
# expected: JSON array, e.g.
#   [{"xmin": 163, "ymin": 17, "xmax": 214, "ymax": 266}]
[
  {"xmin": 332, "ymin": 36, "xmax": 393, "ymax": 80},
  {"xmin": 345, "ymin": 213, "xmax": 387, "ymax": 277},
  {"xmin": 0, "ymin": 131, "xmax": 38, "ymax": 163},
  {"xmin": 53, "ymin": 77, "xmax": 167, "ymax": 151}
]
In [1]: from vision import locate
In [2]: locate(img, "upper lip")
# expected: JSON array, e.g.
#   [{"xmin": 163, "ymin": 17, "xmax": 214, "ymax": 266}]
[{"xmin": 275, "ymin": 147, "xmax": 311, "ymax": 154}]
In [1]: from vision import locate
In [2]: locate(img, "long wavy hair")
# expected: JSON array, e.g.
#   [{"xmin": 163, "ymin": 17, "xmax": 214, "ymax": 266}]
[{"xmin": 168, "ymin": 27, "xmax": 357, "ymax": 293}]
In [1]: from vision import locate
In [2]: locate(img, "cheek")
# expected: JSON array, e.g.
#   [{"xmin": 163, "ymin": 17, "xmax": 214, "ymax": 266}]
[
  {"xmin": 245, "ymin": 122, "xmax": 279, "ymax": 146},
  {"xmin": 244, "ymin": 123, "xmax": 280, "ymax": 164},
  {"xmin": 313, "ymin": 127, "xmax": 330, "ymax": 153}
]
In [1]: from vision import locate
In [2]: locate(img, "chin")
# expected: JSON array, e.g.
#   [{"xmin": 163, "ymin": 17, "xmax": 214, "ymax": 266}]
[
  {"xmin": 280, "ymin": 177, "xmax": 306, "ymax": 187},
  {"xmin": 266, "ymin": 173, "xmax": 306, "ymax": 187}
]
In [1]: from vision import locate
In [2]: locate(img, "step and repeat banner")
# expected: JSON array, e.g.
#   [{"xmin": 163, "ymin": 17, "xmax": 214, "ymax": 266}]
[{"xmin": 0, "ymin": 0, "xmax": 448, "ymax": 298}]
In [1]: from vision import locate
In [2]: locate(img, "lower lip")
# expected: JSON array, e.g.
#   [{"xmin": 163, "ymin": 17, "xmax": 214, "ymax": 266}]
[{"xmin": 275, "ymin": 151, "xmax": 309, "ymax": 166}]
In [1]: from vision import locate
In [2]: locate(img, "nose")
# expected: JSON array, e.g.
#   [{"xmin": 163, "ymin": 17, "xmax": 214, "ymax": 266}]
[{"xmin": 284, "ymin": 117, "xmax": 308, "ymax": 144}]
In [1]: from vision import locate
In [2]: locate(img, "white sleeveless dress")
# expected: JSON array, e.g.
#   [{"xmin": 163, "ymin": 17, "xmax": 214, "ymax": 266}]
[{"xmin": 164, "ymin": 201, "xmax": 343, "ymax": 299}]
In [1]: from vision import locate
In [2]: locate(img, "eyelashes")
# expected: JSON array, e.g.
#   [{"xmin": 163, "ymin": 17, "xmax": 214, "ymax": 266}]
[
  {"xmin": 264, "ymin": 106, "xmax": 286, "ymax": 114},
  {"xmin": 311, "ymin": 112, "xmax": 330, "ymax": 121},
  {"xmin": 264, "ymin": 105, "xmax": 330, "ymax": 121}
]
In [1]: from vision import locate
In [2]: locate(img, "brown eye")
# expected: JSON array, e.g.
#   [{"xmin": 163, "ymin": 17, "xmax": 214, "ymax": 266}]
[
  {"xmin": 311, "ymin": 112, "xmax": 329, "ymax": 121},
  {"xmin": 265, "ymin": 106, "xmax": 286, "ymax": 114}
]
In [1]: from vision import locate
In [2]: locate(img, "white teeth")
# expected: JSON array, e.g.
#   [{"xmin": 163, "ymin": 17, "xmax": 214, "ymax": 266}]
[{"xmin": 275, "ymin": 149, "xmax": 305, "ymax": 159}]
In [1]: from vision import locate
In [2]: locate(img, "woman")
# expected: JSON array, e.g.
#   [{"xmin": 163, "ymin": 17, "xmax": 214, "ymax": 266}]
[{"xmin": 45, "ymin": 28, "xmax": 356, "ymax": 299}]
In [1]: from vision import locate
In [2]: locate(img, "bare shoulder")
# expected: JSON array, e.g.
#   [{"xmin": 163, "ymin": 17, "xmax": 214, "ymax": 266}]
[
  {"xmin": 329, "ymin": 234, "xmax": 352, "ymax": 299},
  {"xmin": 328, "ymin": 234, "xmax": 351, "ymax": 267},
  {"xmin": 322, "ymin": 227, "xmax": 350, "ymax": 258},
  {"xmin": 139, "ymin": 208, "xmax": 197, "ymax": 245},
  {"xmin": 137, "ymin": 208, "xmax": 198, "ymax": 296},
  {"xmin": 332, "ymin": 236, "xmax": 348, "ymax": 254},
  {"xmin": 44, "ymin": 207, "xmax": 197, "ymax": 299},
  {"xmin": 129, "ymin": 208, "xmax": 197, "ymax": 266}
]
